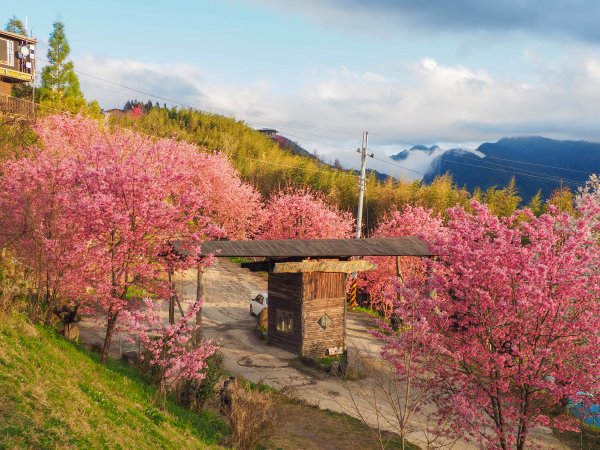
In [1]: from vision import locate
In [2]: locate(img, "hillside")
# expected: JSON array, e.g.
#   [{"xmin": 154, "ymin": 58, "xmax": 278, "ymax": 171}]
[
  {"xmin": 422, "ymin": 136, "xmax": 598, "ymax": 201},
  {"xmin": 0, "ymin": 314, "xmax": 226, "ymax": 449},
  {"xmin": 110, "ymin": 106, "xmax": 473, "ymax": 229}
]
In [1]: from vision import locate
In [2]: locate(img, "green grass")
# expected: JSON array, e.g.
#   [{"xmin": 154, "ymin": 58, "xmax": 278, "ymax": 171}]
[
  {"xmin": 0, "ymin": 314, "xmax": 228, "ymax": 449},
  {"xmin": 226, "ymin": 256, "xmax": 253, "ymax": 265},
  {"xmin": 316, "ymin": 355, "xmax": 344, "ymax": 365},
  {"xmin": 350, "ymin": 305, "xmax": 385, "ymax": 320}
]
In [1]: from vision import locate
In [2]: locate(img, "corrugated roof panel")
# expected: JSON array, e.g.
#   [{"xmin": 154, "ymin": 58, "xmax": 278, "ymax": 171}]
[{"xmin": 173, "ymin": 237, "xmax": 434, "ymax": 258}]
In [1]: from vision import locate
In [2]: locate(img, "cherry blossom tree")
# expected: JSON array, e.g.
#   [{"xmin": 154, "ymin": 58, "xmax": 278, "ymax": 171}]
[
  {"xmin": 255, "ymin": 186, "xmax": 354, "ymax": 240},
  {"xmin": 357, "ymin": 205, "xmax": 443, "ymax": 317},
  {"xmin": 34, "ymin": 114, "xmax": 263, "ymax": 241},
  {"xmin": 122, "ymin": 297, "xmax": 217, "ymax": 406},
  {"xmin": 193, "ymin": 153, "xmax": 264, "ymax": 240},
  {"xmin": 0, "ymin": 153, "xmax": 84, "ymax": 323},
  {"xmin": 2, "ymin": 115, "xmax": 259, "ymax": 363},
  {"xmin": 578, "ymin": 173, "xmax": 600, "ymax": 203},
  {"xmin": 577, "ymin": 173, "xmax": 600, "ymax": 238},
  {"xmin": 383, "ymin": 201, "xmax": 600, "ymax": 449}
]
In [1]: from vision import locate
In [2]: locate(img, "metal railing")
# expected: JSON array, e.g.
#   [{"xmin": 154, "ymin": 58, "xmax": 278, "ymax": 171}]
[{"xmin": 0, "ymin": 93, "xmax": 35, "ymax": 119}]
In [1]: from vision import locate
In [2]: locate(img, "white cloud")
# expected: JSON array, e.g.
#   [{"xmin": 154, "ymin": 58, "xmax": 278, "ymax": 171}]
[{"xmin": 75, "ymin": 53, "xmax": 600, "ymax": 178}]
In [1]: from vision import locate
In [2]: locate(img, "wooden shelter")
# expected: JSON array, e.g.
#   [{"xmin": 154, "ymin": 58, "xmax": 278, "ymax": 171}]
[{"xmin": 178, "ymin": 237, "xmax": 433, "ymax": 358}]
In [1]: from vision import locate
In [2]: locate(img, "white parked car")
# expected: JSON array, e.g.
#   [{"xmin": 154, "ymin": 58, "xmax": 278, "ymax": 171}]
[{"xmin": 250, "ymin": 292, "xmax": 268, "ymax": 316}]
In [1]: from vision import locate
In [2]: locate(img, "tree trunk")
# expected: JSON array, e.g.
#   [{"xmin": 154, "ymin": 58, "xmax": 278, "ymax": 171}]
[
  {"xmin": 193, "ymin": 264, "xmax": 204, "ymax": 344},
  {"xmin": 196, "ymin": 264, "xmax": 204, "ymax": 320},
  {"xmin": 168, "ymin": 269, "xmax": 175, "ymax": 324},
  {"xmin": 101, "ymin": 312, "xmax": 118, "ymax": 363},
  {"xmin": 516, "ymin": 392, "xmax": 530, "ymax": 450}
]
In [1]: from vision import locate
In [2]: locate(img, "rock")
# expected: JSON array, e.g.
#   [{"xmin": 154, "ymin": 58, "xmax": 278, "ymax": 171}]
[
  {"xmin": 122, "ymin": 350, "xmax": 139, "ymax": 366},
  {"xmin": 342, "ymin": 347, "xmax": 366, "ymax": 379},
  {"xmin": 257, "ymin": 307, "xmax": 268, "ymax": 330}
]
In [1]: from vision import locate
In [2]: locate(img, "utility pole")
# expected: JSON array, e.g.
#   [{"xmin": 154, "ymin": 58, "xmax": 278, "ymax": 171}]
[
  {"xmin": 355, "ymin": 131, "xmax": 371, "ymax": 239},
  {"xmin": 348, "ymin": 131, "xmax": 372, "ymax": 309}
]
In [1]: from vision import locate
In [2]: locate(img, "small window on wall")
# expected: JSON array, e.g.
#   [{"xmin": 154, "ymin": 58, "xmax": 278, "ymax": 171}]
[
  {"xmin": 0, "ymin": 38, "xmax": 8, "ymax": 65},
  {"xmin": 7, "ymin": 40, "xmax": 14, "ymax": 66},
  {"xmin": 276, "ymin": 309, "xmax": 294, "ymax": 333}
]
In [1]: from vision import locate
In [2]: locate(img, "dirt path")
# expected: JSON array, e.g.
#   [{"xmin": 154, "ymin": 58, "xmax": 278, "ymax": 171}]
[{"xmin": 176, "ymin": 259, "xmax": 568, "ymax": 450}]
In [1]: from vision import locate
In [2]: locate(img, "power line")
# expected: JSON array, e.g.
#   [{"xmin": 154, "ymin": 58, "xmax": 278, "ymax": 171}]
[
  {"xmin": 38, "ymin": 56, "xmax": 360, "ymax": 152},
  {"xmin": 364, "ymin": 133, "xmax": 596, "ymax": 177},
  {"xmin": 371, "ymin": 156, "xmax": 427, "ymax": 176},
  {"xmin": 477, "ymin": 154, "xmax": 594, "ymax": 175},
  {"xmin": 33, "ymin": 58, "xmax": 592, "ymax": 188},
  {"xmin": 230, "ymin": 154, "xmax": 358, "ymax": 179},
  {"xmin": 373, "ymin": 153, "xmax": 584, "ymax": 188},
  {"xmin": 276, "ymin": 131, "xmax": 354, "ymax": 151},
  {"xmin": 438, "ymin": 157, "xmax": 583, "ymax": 187},
  {"xmin": 446, "ymin": 152, "xmax": 584, "ymax": 185},
  {"xmin": 38, "ymin": 55, "xmax": 597, "ymax": 181}
]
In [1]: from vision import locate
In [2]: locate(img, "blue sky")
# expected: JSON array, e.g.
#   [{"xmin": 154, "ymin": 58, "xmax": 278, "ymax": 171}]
[{"xmin": 8, "ymin": 1, "xmax": 600, "ymax": 177}]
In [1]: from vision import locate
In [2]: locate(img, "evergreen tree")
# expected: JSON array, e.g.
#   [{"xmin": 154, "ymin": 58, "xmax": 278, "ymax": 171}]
[
  {"xmin": 484, "ymin": 177, "xmax": 521, "ymax": 217},
  {"xmin": 545, "ymin": 187, "xmax": 575, "ymax": 214},
  {"xmin": 5, "ymin": 15, "xmax": 26, "ymax": 35},
  {"xmin": 39, "ymin": 20, "xmax": 83, "ymax": 102},
  {"xmin": 527, "ymin": 190, "xmax": 543, "ymax": 216}
]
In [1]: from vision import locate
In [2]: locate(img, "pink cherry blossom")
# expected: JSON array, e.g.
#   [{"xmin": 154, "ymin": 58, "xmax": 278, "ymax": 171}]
[
  {"xmin": 380, "ymin": 201, "xmax": 600, "ymax": 449},
  {"xmin": 358, "ymin": 205, "xmax": 443, "ymax": 318},
  {"xmin": 255, "ymin": 186, "xmax": 354, "ymax": 240}
]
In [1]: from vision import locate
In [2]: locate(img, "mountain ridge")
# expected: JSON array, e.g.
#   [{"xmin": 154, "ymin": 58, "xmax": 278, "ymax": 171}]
[{"xmin": 413, "ymin": 136, "xmax": 598, "ymax": 201}]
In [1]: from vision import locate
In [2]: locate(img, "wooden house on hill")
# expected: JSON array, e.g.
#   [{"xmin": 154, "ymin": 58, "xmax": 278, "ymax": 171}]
[
  {"xmin": 257, "ymin": 128, "xmax": 277, "ymax": 138},
  {"xmin": 0, "ymin": 30, "xmax": 35, "ymax": 92},
  {"xmin": 0, "ymin": 30, "xmax": 36, "ymax": 118}
]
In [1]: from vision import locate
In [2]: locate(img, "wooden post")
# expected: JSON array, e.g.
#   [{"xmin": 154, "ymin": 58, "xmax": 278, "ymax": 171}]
[
  {"xmin": 168, "ymin": 268, "xmax": 175, "ymax": 325},
  {"xmin": 393, "ymin": 256, "xmax": 405, "ymax": 331},
  {"xmin": 195, "ymin": 261, "xmax": 204, "ymax": 333},
  {"xmin": 395, "ymin": 256, "xmax": 404, "ymax": 284}
]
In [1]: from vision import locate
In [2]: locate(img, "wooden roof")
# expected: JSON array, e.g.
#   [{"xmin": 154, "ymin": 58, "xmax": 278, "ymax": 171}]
[
  {"xmin": 0, "ymin": 30, "xmax": 37, "ymax": 43},
  {"xmin": 186, "ymin": 237, "xmax": 433, "ymax": 258}
]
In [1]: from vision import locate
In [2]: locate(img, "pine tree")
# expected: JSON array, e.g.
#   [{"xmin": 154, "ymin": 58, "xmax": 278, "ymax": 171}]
[
  {"xmin": 545, "ymin": 187, "xmax": 575, "ymax": 214},
  {"xmin": 527, "ymin": 190, "xmax": 543, "ymax": 216},
  {"xmin": 39, "ymin": 20, "xmax": 83, "ymax": 102},
  {"xmin": 5, "ymin": 16, "xmax": 26, "ymax": 35},
  {"xmin": 485, "ymin": 177, "xmax": 522, "ymax": 217}
]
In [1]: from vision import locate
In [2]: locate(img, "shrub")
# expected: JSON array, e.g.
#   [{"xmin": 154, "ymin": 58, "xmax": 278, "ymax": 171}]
[{"xmin": 224, "ymin": 379, "xmax": 278, "ymax": 450}]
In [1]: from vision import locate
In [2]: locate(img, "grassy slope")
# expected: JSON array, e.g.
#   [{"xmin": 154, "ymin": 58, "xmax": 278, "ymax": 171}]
[{"xmin": 0, "ymin": 314, "xmax": 227, "ymax": 449}]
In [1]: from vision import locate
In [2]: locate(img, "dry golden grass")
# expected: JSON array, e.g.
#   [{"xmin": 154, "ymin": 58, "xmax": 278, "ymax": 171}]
[{"xmin": 223, "ymin": 380, "xmax": 278, "ymax": 450}]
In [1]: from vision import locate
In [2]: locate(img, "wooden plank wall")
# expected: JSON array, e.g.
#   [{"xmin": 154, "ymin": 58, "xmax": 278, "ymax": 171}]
[
  {"xmin": 267, "ymin": 272, "xmax": 303, "ymax": 354},
  {"xmin": 301, "ymin": 272, "xmax": 347, "ymax": 358}
]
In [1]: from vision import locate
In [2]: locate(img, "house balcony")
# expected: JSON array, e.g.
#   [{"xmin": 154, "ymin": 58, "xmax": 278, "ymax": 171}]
[{"xmin": 0, "ymin": 66, "xmax": 34, "ymax": 82}]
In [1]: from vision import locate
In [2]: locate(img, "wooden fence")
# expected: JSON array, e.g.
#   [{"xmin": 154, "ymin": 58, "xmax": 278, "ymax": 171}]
[{"xmin": 0, "ymin": 93, "xmax": 35, "ymax": 119}]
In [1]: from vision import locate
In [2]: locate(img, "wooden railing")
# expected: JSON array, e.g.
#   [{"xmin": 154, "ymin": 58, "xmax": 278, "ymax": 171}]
[{"xmin": 0, "ymin": 93, "xmax": 35, "ymax": 119}]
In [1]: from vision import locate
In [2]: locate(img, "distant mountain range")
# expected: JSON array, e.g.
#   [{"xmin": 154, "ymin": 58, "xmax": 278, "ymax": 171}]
[
  {"xmin": 415, "ymin": 136, "xmax": 599, "ymax": 201},
  {"xmin": 272, "ymin": 131, "xmax": 598, "ymax": 202},
  {"xmin": 391, "ymin": 144, "xmax": 443, "ymax": 161}
]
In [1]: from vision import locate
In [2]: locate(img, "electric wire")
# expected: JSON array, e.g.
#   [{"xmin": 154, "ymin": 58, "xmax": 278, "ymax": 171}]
[
  {"xmin": 32, "ymin": 57, "xmax": 594, "ymax": 187},
  {"xmin": 441, "ymin": 152, "xmax": 584, "ymax": 185}
]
